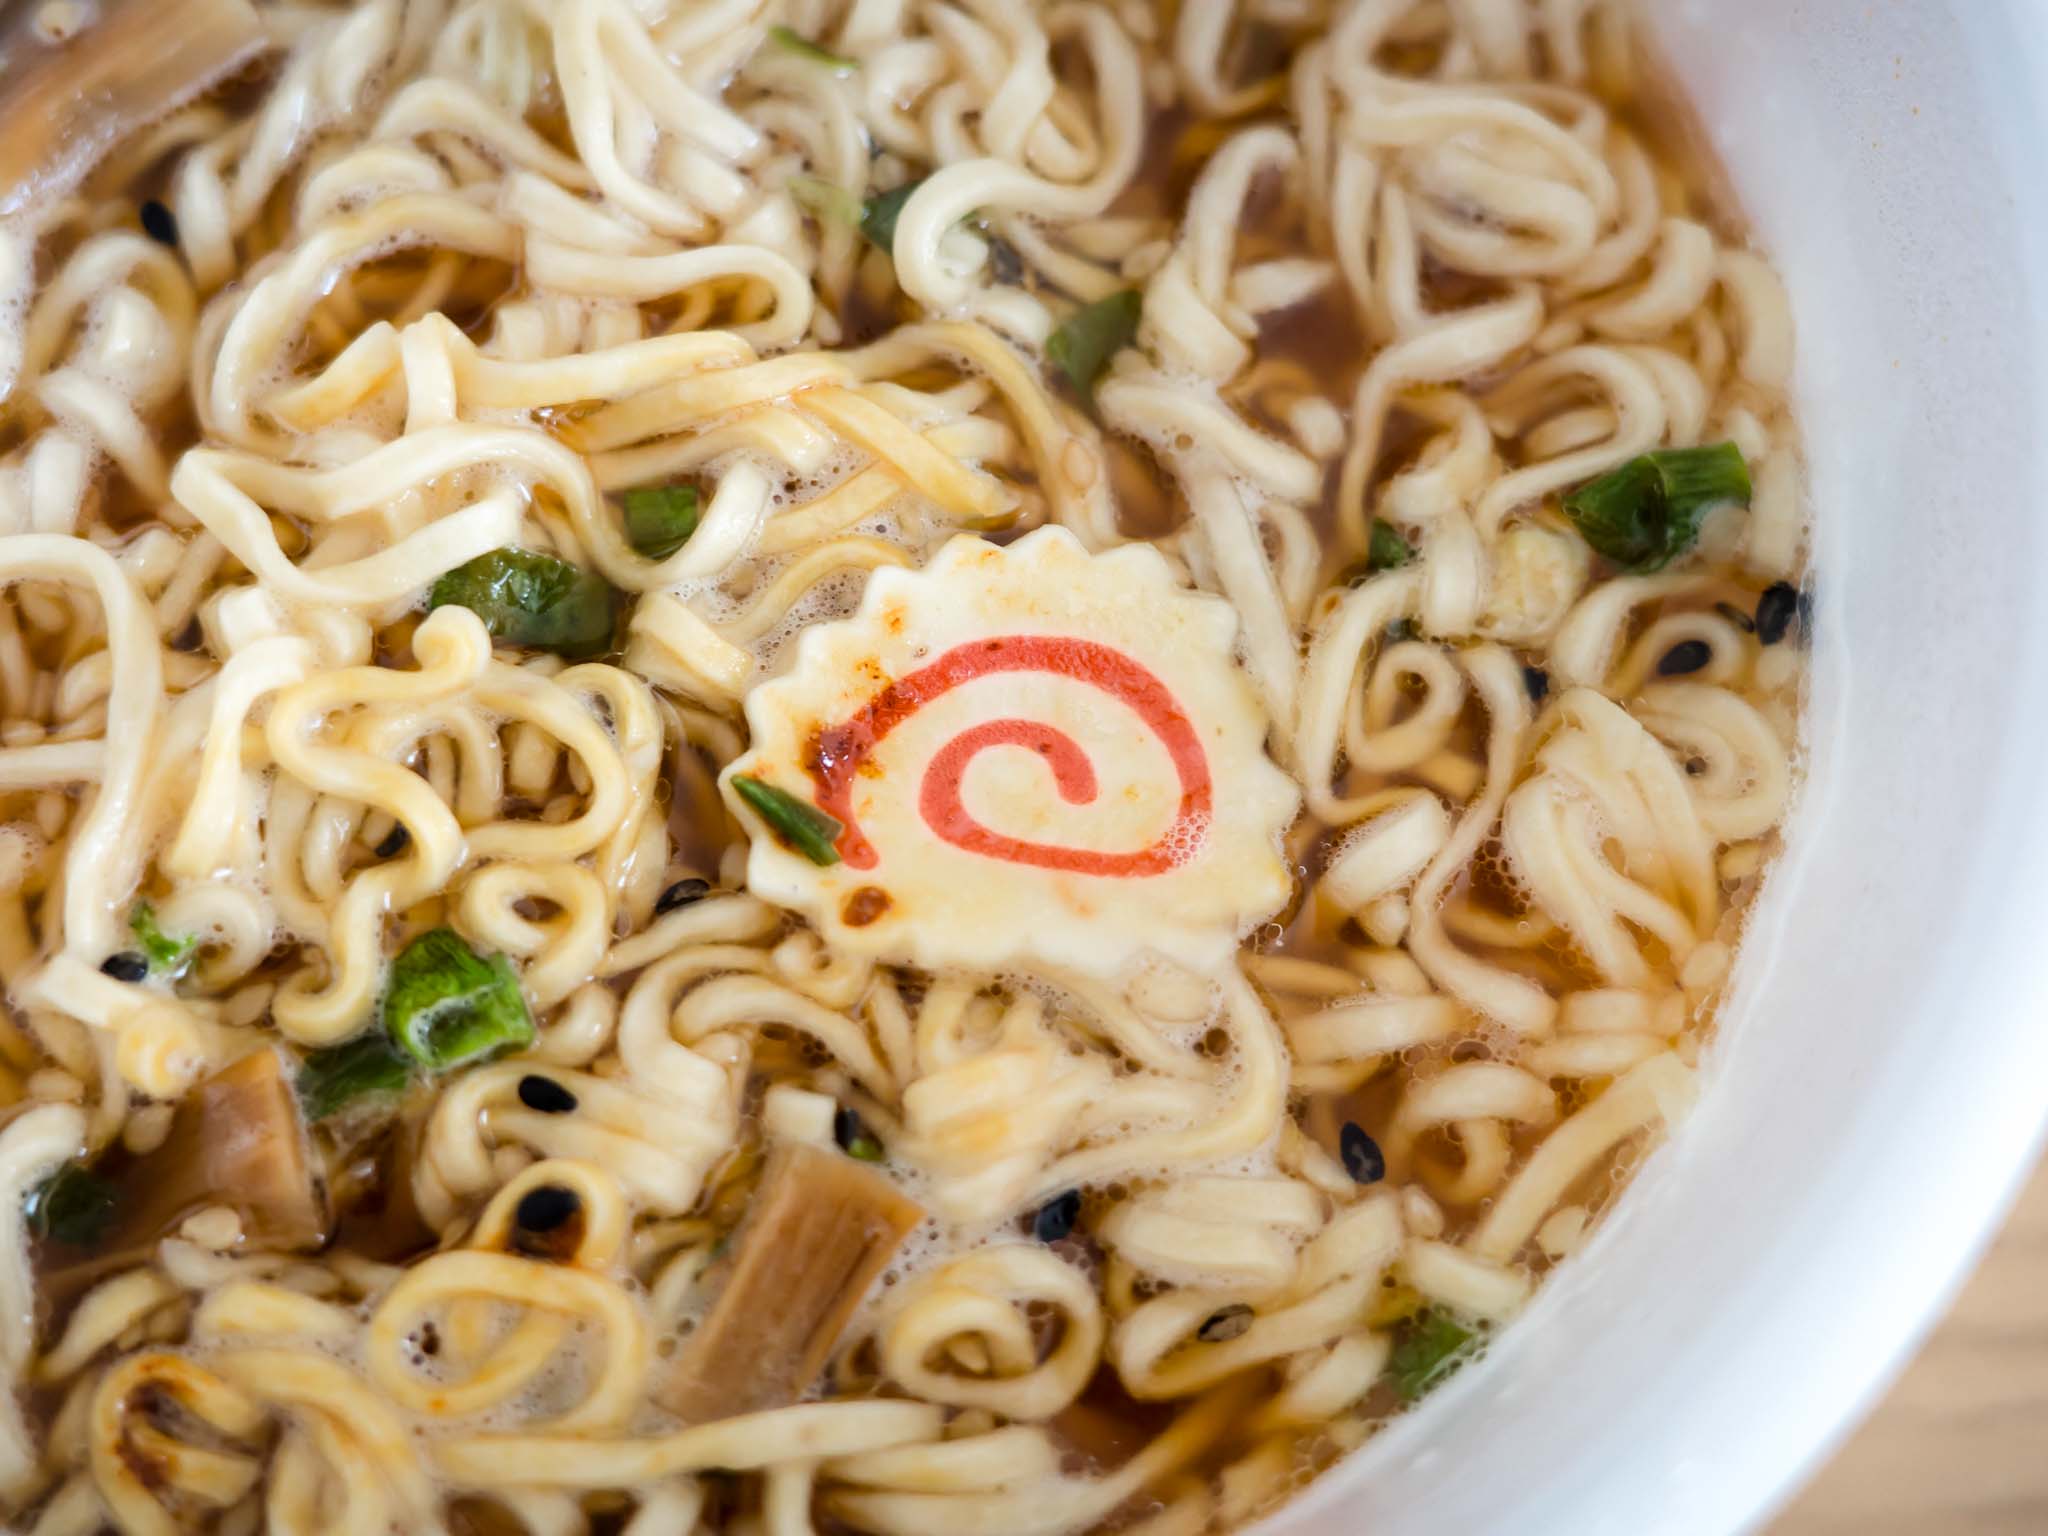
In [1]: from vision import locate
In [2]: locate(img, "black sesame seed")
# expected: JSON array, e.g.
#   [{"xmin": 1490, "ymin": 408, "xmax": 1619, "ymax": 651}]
[
  {"xmin": 1713, "ymin": 601, "xmax": 1756, "ymax": 634},
  {"xmin": 99, "ymin": 952, "xmax": 149, "ymax": 983},
  {"xmin": 517, "ymin": 1075, "xmax": 578, "ymax": 1115},
  {"xmin": 416, "ymin": 1321, "xmax": 440, "ymax": 1357},
  {"xmin": 1754, "ymin": 581, "xmax": 1799, "ymax": 646},
  {"xmin": 1340, "ymin": 1122, "xmax": 1385, "ymax": 1185},
  {"xmin": 374, "ymin": 824, "xmax": 409, "ymax": 859},
  {"xmin": 1656, "ymin": 639, "xmax": 1712, "ymax": 677},
  {"xmin": 1522, "ymin": 665, "xmax": 1550, "ymax": 703},
  {"xmin": 514, "ymin": 1185, "xmax": 580, "ymax": 1234},
  {"xmin": 139, "ymin": 199, "xmax": 178, "ymax": 247},
  {"xmin": 1197, "ymin": 1304, "xmax": 1254, "ymax": 1343},
  {"xmin": 655, "ymin": 876, "xmax": 711, "ymax": 914},
  {"xmin": 1033, "ymin": 1190, "xmax": 1081, "ymax": 1243}
]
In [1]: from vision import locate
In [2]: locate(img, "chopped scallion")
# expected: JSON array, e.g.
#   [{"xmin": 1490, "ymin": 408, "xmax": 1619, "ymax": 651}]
[
  {"xmin": 1387, "ymin": 1307, "xmax": 1477, "ymax": 1402},
  {"xmin": 382, "ymin": 928, "xmax": 535, "ymax": 1073},
  {"xmin": 860, "ymin": 178, "xmax": 924, "ymax": 253},
  {"xmin": 731, "ymin": 775, "xmax": 843, "ymax": 865},
  {"xmin": 428, "ymin": 548, "xmax": 616, "ymax": 659},
  {"xmin": 131, "ymin": 902, "xmax": 197, "ymax": 979},
  {"xmin": 1368, "ymin": 519, "xmax": 1413, "ymax": 572},
  {"xmin": 623, "ymin": 484, "xmax": 701, "ymax": 561},
  {"xmin": 768, "ymin": 25, "xmax": 856, "ymax": 72},
  {"xmin": 834, "ymin": 1105, "xmax": 884, "ymax": 1162},
  {"xmin": 1047, "ymin": 290, "xmax": 1142, "ymax": 409},
  {"xmin": 298, "ymin": 1032, "xmax": 414, "ymax": 1122},
  {"xmin": 26, "ymin": 1161, "xmax": 118, "ymax": 1247},
  {"xmin": 1561, "ymin": 441, "xmax": 1751, "ymax": 571}
]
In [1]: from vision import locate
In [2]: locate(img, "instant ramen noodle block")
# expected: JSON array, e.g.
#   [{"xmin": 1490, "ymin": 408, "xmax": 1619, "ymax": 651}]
[{"xmin": 725, "ymin": 527, "xmax": 1299, "ymax": 979}]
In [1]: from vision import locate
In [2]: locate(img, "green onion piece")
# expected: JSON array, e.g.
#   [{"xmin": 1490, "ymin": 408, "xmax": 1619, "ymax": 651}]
[
  {"xmin": 623, "ymin": 484, "xmax": 701, "ymax": 561},
  {"xmin": 298, "ymin": 1032, "xmax": 414, "ymax": 1122},
  {"xmin": 731, "ymin": 775, "xmax": 843, "ymax": 865},
  {"xmin": 428, "ymin": 548, "xmax": 617, "ymax": 659},
  {"xmin": 1387, "ymin": 1307, "xmax": 1477, "ymax": 1403},
  {"xmin": 131, "ymin": 901, "xmax": 197, "ymax": 979},
  {"xmin": 790, "ymin": 174, "xmax": 863, "ymax": 229},
  {"xmin": 382, "ymin": 928, "xmax": 535, "ymax": 1073},
  {"xmin": 26, "ymin": 1162, "xmax": 118, "ymax": 1246},
  {"xmin": 768, "ymin": 25, "xmax": 856, "ymax": 72},
  {"xmin": 860, "ymin": 178, "xmax": 925, "ymax": 253},
  {"xmin": 1561, "ymin": 441, "xmax": 1752, "ymax": 571},
  {"xmin": 1047, "ymin": 290, "xmax": 1143, "ymax": 409},
  {"xmin": 1369, "ymin": 518, "xmax": 1413, "ymax": 572},
  {"xmin": 835, "ymin": 1105, "xmax": 885, "ymax": 1162}
]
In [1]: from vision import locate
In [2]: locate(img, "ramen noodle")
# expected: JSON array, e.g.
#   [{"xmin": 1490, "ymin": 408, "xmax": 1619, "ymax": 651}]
[{"xmin": 0, "ymin": 0, "xmax": 1805, "ymax": 1530}]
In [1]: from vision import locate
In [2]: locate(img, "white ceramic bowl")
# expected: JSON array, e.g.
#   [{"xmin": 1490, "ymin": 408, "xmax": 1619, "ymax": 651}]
[{"xmin": 1264, "ymin": 4, "xmax": 2048, "ymax": 1532}]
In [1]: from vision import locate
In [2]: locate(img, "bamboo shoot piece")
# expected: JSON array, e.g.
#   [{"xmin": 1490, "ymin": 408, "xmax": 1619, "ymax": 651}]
[
  {"xmin": 0, "ymin": 0, "xmax": 265, "ymax": 214},
  {"xmin": 40, "ymin": 1048, "xmax": 328, "ymax": 1291},
  {"xmin": 119, "ymin": 1047, "xmax": 329, "ymax": 1249},
  {"xmin": 661, "ymin": 1143, "xmax": 923, "ymax": 1421}
]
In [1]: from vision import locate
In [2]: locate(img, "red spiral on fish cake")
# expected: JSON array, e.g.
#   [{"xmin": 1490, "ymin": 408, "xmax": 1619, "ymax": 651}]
[{"xmin": 805, "ymin": 635, "xmax": 1212, "ymax": 876}]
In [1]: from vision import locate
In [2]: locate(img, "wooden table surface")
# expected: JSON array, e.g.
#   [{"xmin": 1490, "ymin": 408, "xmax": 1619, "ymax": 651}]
[{"xmin": 1772, "ymin": 1154, "xmax": 2048, "ymax": 1534}]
